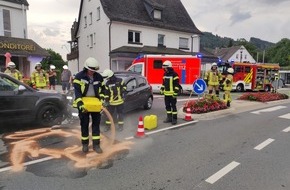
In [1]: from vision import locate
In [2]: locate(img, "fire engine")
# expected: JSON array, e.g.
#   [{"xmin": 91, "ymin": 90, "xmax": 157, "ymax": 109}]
[
  {"xmin": 219, "ymin": 62, "xmax": 280, "ymax": 92},
  {"xmin": 127, "ymin": 54, "xmax": 201, "ymax": 93}
]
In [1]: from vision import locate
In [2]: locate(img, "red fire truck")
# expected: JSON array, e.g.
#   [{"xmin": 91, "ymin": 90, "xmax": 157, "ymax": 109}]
[
  {"xmin": 219, "ymin": 62, "xmax": 280, "ymax": 92},
  {"xmin": 127, "ymin": 54, "xmax": 201, "ymax": 93}
]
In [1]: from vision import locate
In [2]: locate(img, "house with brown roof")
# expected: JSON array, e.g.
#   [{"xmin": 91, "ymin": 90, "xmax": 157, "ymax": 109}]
[
  {"xmin": 0, "ymin": 0, "xmax": 49, "ymax": 77},
  {"xmin": 67, "ymin": 0, "xmax": 212, "ymax": 73},
  {"xmin": 214, "ymin": 45, "xmax": 256, "ymax": 64}
]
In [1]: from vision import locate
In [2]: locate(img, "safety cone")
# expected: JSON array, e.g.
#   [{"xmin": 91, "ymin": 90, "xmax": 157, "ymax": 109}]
[
  {"xmin": 184, "ymin": 107, "xmax": 193, "ymax": 121},
  {"xmin": 134, "ymin": 116, "xmax": 146, "ymax": 138}
]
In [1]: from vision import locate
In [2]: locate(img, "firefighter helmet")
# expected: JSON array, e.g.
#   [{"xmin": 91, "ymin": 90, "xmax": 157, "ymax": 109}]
[
  {"xmin": 162, "ymin": 60, "xmax": 172, "ymax": 68},
  {"xmin": 7, "ymin": 62, "xmax": 16, "ymax": 68},
  {"xmin": 50, "ymin": 65, "xmax": 56, "ymax": 70},
  {"xmin": 102, "ymin": 69, "xmax": 114, "ymax": 78},
  {"xmin": 211, "ymin": 62, "xmax": 217, "ymax": 67},
  {"xmin": 63, "ymin": 65, "xmax": 68, "ymax": 69},
  {"xmin": 35, "ymin": 62, "xmax": 42, "ymax": 68},
  {"xmin": 227, "ymin": 68, "xmax": 234, "ymax": 74},
  {"xmin": 84, "ymin": 57, "xmax": 99, "ymax": 71}
]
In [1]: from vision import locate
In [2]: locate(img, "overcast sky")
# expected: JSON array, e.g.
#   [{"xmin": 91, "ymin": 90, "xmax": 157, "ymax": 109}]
[{"xmin": 27, "ymin": 0, "xmax": 290, "ymax": 60}]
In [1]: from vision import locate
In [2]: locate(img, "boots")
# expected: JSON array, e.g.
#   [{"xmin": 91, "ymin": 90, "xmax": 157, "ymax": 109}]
[
  {"xmin": 227, "ymin": 101, "xmax": 231, "ymax": 107},
  {"xmin": 82, "ymin": 144, "xmax": 89, "ymax": 153},
  {"xmin": 163, "ymin": 113, "xmax": 172, "ymax": 123},
  {"xmin": 172, "ymin": 114, "xmax": 177, "ymax": 125},
  {"xmin": 93, "ymin": 141, "xmax": 103, "ymax": 154}
]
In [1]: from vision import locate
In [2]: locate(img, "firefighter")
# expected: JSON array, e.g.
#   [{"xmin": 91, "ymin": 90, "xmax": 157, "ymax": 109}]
[
  {"xmin": 204, "ymin": 62, "xmax": 222, "ymax": 97},
  {"xmin": 102, "ymin": 69, "xmax": 127, "ymax": 132},
  {"xmin": 4, "ymin": 62, "xmax": 23, "ymax": 81},
  {"xmin": 31, "ymin": 62, "xmax": 49, "ymax": 89},
  {"xmin": 160, "ymin": 60, "xmax": 180, "ymax": 125},
  {"xmin": 73, "ymin": 57, "xmax": 105, "ymax": 153},
  {"xmin": 223, "ymin": 68, "xmax": 234, "ymax": 107}
]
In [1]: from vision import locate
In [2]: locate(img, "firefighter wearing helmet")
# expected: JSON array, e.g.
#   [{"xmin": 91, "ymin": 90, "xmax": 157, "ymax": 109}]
[
  {"xmin": 30, "ymin": 62, "xmax": 49, "ymax": 89},
  {"xmin": 223, "ymin": 67, "xmax": 234, "ymax": 107},
  {"xmin": 102, "ymin": 69, "xmax": 127, "ymax": 132},
  {"xmin": 160, "ymin": 60, "xmax": 180, "ymax": 125},
  {"xmin": 204, "ymin": 62, "xmax": 222, "ymax": 97},
  {"xmin": 4, "ymin": 62, "xmax": 23, "ymax": 81},
  {"xmin": 73, "ymin": 57, "xmax": 106, "ymax": 154}
]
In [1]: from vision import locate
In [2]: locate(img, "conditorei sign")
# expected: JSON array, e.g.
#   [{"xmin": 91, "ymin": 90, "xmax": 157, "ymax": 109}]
[{"xmin": 0, "ymin": 42, "xmax": 36, "ymax": 51}]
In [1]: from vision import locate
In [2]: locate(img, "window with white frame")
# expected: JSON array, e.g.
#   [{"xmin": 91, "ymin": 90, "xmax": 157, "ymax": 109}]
[
  {"xmin": 3, "ymin": 9, "xmax": 11, "ymax": 37},
  {"xmin": 179, "ymin": 37, "xmax": 189, "ymax": 49},
  {"xmin": 153, "ymin": 9, "xmax": 162, "ymax": 20},
  {"xmin": 97, "ymin": 7, "xmax": 101, "ymax": 20},
  {"xmin": 84, "ymin": 16, "xmax": 87, "ymax": 28},
  {"xmin": 89, "ymin": 12, "xmax": 92, "ymax": 25},
  {"xmin": 90, "ymin": 34, "xmax": 94, "ymax": 48},
  {"xmin": 128, "ymin": 30, "xmax": 141, "ymax": 44},
  {"xmin": 158, "ymin": 34, "xmax": 165, "ymax": 46}
]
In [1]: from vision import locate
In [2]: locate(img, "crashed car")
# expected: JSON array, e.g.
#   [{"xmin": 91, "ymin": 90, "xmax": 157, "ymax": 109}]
[{"xmin": 0, "ymin": 72, "xmax": 68, "ymax": 127}]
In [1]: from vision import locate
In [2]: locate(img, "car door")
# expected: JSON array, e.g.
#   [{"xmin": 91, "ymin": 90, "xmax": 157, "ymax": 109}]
[
  {"xmin": 0, "ymin": 75, "xmax": 38, "ymax": 123},
  {"xmin": 124, "ymin": 78, "xmax": 139, "ymax": 112},
  {"xmin": 136, "ymin": 76, "xmax": 151, "ymax": 105}
]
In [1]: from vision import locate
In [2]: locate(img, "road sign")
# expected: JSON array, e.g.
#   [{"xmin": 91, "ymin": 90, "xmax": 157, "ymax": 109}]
[{"xmin": 193, "ymin": 78, "xmax": 207, "ymax": 94}]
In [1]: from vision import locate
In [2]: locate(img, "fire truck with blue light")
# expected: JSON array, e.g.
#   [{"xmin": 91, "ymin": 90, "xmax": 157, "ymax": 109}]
[
  {"xmin": 218, "ymin": 62, "xmax": 280, "ymax": 92},
  {"xmin": 127, "ymin": 54, "xmax": 201, "ymax": 93}
]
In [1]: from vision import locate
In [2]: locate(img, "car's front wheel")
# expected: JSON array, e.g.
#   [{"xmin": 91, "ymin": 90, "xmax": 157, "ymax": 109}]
[
  {"xmin": 143, "ymin": 96, "xmax": 153, "ymax": 110},
  {"xmin": 36, "ymin": 104, "xmax": 62, "ymax": 127}
]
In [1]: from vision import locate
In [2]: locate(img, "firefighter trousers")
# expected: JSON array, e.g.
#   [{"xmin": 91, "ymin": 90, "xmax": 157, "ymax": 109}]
[
  {"xmin": 164, "ymin": 96, "xmax": 177, "ymax": 119},
  {"xmin": 106, "ymin": 104, "xmax": 124, "ymax": 126},
  {"xmin": 78, "ymin": 111, "xmax": 101, "ymax": 145},
  {"xmin": 223, "ymin": 90, "xmax": 232, "ymax": 103}
]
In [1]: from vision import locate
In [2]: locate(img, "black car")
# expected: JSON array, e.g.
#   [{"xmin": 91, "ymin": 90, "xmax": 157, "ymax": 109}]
[
  {"xmin": 0, "ymin": 72, "xmax": 68, "ymax": 127},
  {"xmin": 113, "ymin": 71, "xmax": 153, "ymax": 112}
]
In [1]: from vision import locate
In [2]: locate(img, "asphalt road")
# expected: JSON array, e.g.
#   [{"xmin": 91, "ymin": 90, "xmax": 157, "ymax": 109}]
[{"xmin": 1, "ymin": 91, "xmax": 290, "ymax": 189}]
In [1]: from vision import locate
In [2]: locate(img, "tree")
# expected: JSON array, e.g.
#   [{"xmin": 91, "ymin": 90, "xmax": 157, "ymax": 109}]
[
  {"xmin": 266, "ymin": 38, "xmax": 290, "ymax": 67},
  {"xmin": 41, "ymin": 48, "xmax": 67, "ymax": 70}
]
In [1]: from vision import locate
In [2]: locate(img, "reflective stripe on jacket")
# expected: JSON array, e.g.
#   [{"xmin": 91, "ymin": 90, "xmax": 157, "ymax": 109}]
[
  {"xmin": 72, "ymin": 70, "xmax": 105, "ymax": 109},
  {"xmin": 204, "ymin": 70, "xmax": 222, "ymax": 86},
  {"xmin": 160, "ymin": 68, "xmax": 180, "ymax": 96},
  {"xmin": 105, "ymin": 75, "xmax": 126, "ymax": 106},
  {"xmin": 223, "ymin": 74, "xmax": 233, "ymax": 91}
]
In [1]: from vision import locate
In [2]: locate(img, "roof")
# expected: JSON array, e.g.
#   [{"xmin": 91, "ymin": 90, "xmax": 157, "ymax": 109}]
[
  {"xmin": 0, "ymin": 36, "xmax": 49, "ymax": 57},
  {"xmin": 214, "ymin": 46, "xmax": 242, "ymax": 61},
  {"xmin": 2, "ymin": 0, "xmax": 29, "ymax": 6},
  {"xmin": 76, "ymin": 0, "xmax": 202, "ymax": 35}
]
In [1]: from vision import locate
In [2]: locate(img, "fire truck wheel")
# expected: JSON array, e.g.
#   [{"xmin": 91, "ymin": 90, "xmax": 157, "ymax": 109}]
[
  {"xmin": 143, "ymin": 96, "xmax": 153, "ymax": 110},
  {"xmin": 236, "ymin": 84, "xmax": 244, "ymax": 92}
]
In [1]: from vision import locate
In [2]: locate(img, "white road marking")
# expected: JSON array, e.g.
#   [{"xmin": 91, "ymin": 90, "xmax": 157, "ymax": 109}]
[
  {"xmin": 125, "ymin": 120, "xmax": 198, "ymax": 140},
  {"xmin": 279, "ymin": 113, "xmax": 290, "ymax": 119},
  {"xmin": 254, "ymin": 138, "xmax": 275, "ymax": 150},
  {"xmin": 0, "ymin": 157, "xmax": 53, "ymax": 173},
  {"xmin": 205, "ymin": 161, "xmax": 240, "ymax": 184},
  {"xmin": 251, "ymin": 106, "xmax": 287, "ymax": 114},
  {"xmin": 282, "ymin": 126, "xmax": 290, "ymax": 132}
]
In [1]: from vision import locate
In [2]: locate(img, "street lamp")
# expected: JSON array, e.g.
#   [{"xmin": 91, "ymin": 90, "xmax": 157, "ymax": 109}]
[{"xmin": 240, "ymin": 47, "xmax": 244, "ymax": 63}]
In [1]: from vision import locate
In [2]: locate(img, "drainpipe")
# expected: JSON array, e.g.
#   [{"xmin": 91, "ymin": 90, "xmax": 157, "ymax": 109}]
[{"xmin": 108, "ymin": 20, "xmax": 112, "ymax": 69}]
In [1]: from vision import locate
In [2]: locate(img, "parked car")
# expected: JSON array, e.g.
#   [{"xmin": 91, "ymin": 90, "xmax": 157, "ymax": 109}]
[{"xmin": 0, "ymin": 72, "xmax": 68, "ymax": 127}]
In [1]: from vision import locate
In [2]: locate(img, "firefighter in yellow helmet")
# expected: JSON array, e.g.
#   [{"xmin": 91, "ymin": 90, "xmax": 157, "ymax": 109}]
[
  {"xmin": 160, "ymin": 60, "xmax": 180, "ymax": 125},
  {"xmin": 223, "ymin": 67, "xmax": 234, "ymax": 107},
  {"xmin": 102, "ymin": 69, "xmax": 127, "ymax": 132},
  {"xmin": 204, "ymin": 62, "xmax": 222, "ymax": 97},
  {"xmin": 4, "ymin": 62, "xmax": 23, "ymax": 81},
  {"xmin": 30, "ymin": 62, "xmax": 49, "ymax": 89},
  {"xmin": 73, "ymin": 57, "xmax": 106, "ymax": 153}
]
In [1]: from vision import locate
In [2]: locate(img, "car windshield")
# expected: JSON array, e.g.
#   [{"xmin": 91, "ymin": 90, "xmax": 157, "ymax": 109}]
[{"xmin": 0, "ymin": 75, "xmax": 19, "ymax": 91}]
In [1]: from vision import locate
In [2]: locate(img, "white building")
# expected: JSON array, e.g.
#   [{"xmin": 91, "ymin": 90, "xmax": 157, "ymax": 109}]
[
  {"xmin": 0, "ymin": 0, "xmax": 48, "ymax": 77},
  {"xmin": 67, "ymin": 0, "xmax": 205, "ymax": 74}
]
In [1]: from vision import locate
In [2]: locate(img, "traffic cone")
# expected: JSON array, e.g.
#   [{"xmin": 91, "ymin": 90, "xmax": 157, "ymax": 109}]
[
  {"xmin": 184, "ymin": 107, "xmax": 193, "ymax": 121},
  {"xmin": 134, "ymin": 116, "xmax": 146, "ymax": 138}
]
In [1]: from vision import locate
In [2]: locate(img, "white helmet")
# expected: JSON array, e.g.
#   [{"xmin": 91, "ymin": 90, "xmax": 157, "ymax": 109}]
[
  {"xmin": 7, "ymin": 62, "xmax": 16, "ymax": 68},
  {"xmin": 212, "ymin": 62, "xmax": 217, "ymax": 67},
  {"xmin": 102, "ymin": 69, "xmax": 114, "ymax": 78},
  {"xmin": 50, "ymin": 65, "xmax": 56, "ymax": 70},
  {"xmin": 35, "ymin": 62, "xmax": 42, "ymax": 67},
  {"xmin": 162, "ymin": 60, "xmax": 172, "ymax": 68},
  {"xmin": 227, "ymin": 68, "xmax": 234, "ymax": 74},
  {"xmin": 84, "ymin": 57, "xmax": 99, "ymax": 71},
  {"xmin": 63, "ymin": 65, "xmax": 68, "ymax": 69}
]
